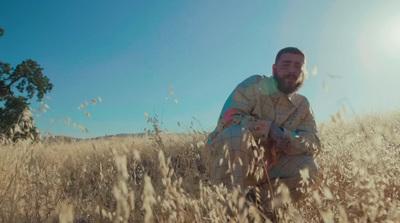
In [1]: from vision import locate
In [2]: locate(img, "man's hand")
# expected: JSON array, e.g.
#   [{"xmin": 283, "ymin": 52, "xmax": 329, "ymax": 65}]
[{"xmin": 269, "ymin": 123, "xmax": 291, "ymax": 154}]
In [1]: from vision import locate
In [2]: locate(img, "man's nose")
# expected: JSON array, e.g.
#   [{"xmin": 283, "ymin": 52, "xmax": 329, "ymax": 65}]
[{"xmin": 288, "ymin": 65, "xmax": 297, "ymax": 74}]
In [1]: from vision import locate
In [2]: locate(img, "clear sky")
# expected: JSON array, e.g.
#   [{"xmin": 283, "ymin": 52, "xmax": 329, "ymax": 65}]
[{"xmin": 1, "ymin": 0, "xmax": 400, "ymax": 138}]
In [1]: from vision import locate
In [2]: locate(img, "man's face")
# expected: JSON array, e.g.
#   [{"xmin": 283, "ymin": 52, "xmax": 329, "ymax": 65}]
[{"xmin": 273, "ymin": 53, "xmax": 305, "ymax": 94}]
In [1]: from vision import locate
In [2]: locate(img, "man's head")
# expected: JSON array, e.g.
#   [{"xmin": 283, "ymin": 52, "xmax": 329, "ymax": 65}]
[{"xmin": 272, "ymin": 47, "xmax": 306, "ymax": 94}]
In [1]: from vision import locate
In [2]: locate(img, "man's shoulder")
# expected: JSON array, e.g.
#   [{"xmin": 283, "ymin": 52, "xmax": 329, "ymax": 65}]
[
  {"xmin": 291, "ymin": 93, "xmax": 311, "ymax": 108},
  {"xmin": 238, "ymin": 74, "xmax": 270, "ymax": 88},
  {"xmin": 239, "ymin": 74, "xmax": 263, "ymax": 85}
]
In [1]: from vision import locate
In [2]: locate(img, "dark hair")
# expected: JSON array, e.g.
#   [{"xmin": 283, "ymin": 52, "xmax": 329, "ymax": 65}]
[{"xmin": 275, "ymin": 47, "xmax": 306, "ymax": 65}]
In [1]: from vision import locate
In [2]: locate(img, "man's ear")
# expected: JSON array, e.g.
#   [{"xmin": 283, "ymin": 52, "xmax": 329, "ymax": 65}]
[{"xmin": 272, "ymin": 64, "xmax": 276, "ymax": 77}]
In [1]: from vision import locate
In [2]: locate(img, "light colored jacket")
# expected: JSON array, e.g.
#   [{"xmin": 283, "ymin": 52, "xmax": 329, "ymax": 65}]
[{"xmin": 204, "ymin": 75, "xmax": 321, "ymax": 173}]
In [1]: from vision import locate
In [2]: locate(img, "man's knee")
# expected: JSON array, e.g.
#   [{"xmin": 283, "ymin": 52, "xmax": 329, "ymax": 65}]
[
  {"xmin": 209, "ymin": 126, "xmax": 254, "ymax": 156},
  {"xmin": 206, "ymin": 126, "xmax": 256, "ymax": 186},
  {"xmin": 219, "ymin": 125, "xmax": 253, "ymax": 143},
  {"xmin": 270, "ymin": 155, "xmax": 319, "ymax": 184},
  {"xmin": 298, "ymin": 156, "xmax": 319, "ymax": 183}
]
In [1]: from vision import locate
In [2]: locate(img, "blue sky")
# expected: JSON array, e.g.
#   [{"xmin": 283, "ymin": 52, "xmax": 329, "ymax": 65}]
[{"xmin": 1, "ymin": 0, "xmax": 400, "ymax": 138}]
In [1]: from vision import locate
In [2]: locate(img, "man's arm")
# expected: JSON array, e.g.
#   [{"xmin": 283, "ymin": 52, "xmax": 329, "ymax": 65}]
[
  {"xmin": 280, "ymin": 107, "xmax": 321, "ymax": 157},
  {"xmin": 215, "ymin": 75, "xmax": 272, "ymax": 142}
]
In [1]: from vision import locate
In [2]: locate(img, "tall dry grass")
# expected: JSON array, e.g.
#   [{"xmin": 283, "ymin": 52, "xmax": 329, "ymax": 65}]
[{"xmin": 0, "ymin": 110, "xmax": 399, "ymax": 222}]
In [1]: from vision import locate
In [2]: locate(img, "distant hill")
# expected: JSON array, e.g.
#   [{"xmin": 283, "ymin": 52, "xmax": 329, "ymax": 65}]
[{"xmin": 43, "ymin": 133, "xmax": 147, "ymax": 143}]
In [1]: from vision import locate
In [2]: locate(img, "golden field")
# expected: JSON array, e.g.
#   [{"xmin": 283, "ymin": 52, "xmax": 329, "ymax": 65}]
[{"xmin": 0, "ymin": 111, "xmax": 399, "ymax": 223}]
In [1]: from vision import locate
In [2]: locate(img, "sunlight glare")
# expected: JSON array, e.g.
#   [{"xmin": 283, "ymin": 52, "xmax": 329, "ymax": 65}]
[
  {"xmin": 358, "ymin": 12, "xmax": 400, "ymax": 72},
  {"xmin": 380, "ymin": 14, "xmax": 400, "ymax": 60}
]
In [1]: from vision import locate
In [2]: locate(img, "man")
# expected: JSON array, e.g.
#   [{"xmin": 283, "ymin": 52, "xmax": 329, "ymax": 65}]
[{"xmin": 202, "ymin": 47, "xmax": 321, "ymax": 212}]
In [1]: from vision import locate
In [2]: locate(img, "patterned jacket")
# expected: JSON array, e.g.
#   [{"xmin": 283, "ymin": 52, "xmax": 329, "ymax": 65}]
[{"xmin": 204, "ymin": 75, "xmax": 321, "ymax": 173}]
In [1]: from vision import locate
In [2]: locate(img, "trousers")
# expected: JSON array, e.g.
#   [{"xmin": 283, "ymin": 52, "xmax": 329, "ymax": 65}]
[{"xmin": 206, "ymin": 126, "xmax": 319, "ymax": 205}]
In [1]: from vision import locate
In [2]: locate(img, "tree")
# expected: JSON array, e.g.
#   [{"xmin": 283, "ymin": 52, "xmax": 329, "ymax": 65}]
[{"xmin": 0, "ymin": 27, "xmax": 53, "ymax": 142}]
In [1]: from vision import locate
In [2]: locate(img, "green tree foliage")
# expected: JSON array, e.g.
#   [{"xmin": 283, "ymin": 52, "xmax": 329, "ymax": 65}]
[{"xmin": 0, "ymin": 27, "xmax": 53, "ymax": 142}]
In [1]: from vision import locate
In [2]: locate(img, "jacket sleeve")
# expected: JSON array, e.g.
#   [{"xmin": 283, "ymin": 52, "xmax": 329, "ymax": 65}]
[
  {"xmin": 281, "ymin": 106, "xmax": 321, "ymax": 157},
  {"xmin": 215, "ymin": 75, "xmax": 271, "ymax": 142}
]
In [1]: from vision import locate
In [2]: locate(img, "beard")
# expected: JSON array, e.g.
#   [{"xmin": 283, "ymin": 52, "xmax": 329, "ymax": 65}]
[{"xmin": 273, "ymin": 68, "xmax": 304, "ymax": 94}]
